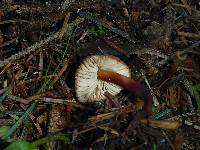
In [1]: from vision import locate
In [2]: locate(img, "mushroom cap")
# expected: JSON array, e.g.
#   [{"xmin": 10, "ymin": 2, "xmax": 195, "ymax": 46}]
[{"xmin": 75, "ymin": 55, "xmax": 131, "ymax": 103}]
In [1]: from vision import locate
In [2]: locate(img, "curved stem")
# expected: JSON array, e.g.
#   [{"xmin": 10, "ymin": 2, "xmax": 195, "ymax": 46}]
[{"xmin": 97, "ymin": 69, "xmax": 153, "ymax": 115}]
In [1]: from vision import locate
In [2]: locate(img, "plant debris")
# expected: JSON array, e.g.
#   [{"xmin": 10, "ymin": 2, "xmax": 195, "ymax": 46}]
[{"xmin": 0, "ymin": 0, "xmax": 200, "ymax": 149}]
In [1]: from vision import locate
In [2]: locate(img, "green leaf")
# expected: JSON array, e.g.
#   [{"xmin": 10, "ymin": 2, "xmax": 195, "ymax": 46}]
[
  {"xmin": 88, "ymin": 25, "xmax": 106, "ymax": 38},
  {"xmin": 4, "ymin": 141, "xmax": 34, "ymax": 150},
  {"xmin": 0, "ymin": 126, "xmax": 10, "ymax": 137},
  {"xmin": 192, "ymin": 84, "xmax": 200, "ymax": 111},
  {"xmin": 31, "ymin": 134, "xmax": 70, "ymax": 147},
  {"xmin": 152, "ymin": 143, "xmax": 157, "ymax": 150}
]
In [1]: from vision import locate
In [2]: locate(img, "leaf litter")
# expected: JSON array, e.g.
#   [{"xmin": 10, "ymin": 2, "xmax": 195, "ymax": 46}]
[{"xmin": 0, "ymin": 0, "xmax": 200, "ymax": 149}]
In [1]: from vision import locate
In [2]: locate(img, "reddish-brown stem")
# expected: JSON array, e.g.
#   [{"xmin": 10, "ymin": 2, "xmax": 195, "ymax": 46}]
[{"xmin": 97, "ymin": 69, "xmax": 153, "ymax": 115}]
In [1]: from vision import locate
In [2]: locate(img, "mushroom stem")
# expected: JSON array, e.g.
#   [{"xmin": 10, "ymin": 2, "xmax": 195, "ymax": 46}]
[{"xmin": 97, "ymin": 69, "xmax": 153, "ymax": 115}]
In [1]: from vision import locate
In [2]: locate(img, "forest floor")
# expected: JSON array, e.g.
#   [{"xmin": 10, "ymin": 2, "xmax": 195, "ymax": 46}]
[{"xmin": 0, "ymin": 0, "xmax": 200, "ymax": 150}]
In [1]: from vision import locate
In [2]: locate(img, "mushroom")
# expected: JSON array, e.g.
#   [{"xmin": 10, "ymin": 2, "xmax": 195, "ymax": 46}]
[
  {"xmin": 75, "ymin": 55, "xmax": 131, "ymax": 103},
  {"xmin": 75, "ymin": 55, "xmax": 153, "ymax": 114}
]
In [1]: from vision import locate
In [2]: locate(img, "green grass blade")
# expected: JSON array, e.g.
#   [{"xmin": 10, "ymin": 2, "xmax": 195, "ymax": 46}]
[
  {"xmin": 2, "ymin": 101, "xmax": 37, "ymax": 139},
  {"xmin": 31, "ymin": 134, "xmax": 70, "ymax": 147}
]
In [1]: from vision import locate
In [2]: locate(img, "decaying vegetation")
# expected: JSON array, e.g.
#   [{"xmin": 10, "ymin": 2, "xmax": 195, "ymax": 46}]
[{"xmin": 0, "ymin": 0, "xmax": 200, "ymax": 149}]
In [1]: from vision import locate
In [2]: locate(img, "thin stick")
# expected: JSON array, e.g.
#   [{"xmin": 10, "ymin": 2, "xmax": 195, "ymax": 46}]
[
  {"xmin": 0, "ymin": 17, "xmax": 84, "ymax": 68},
  {"xmin": 77, "ymin": 11, "xmax": 135, "ymax": 43},
  {"xmin": 0, "ymin": 63, "xmax": 11, "ymax": 76},
  {"xmin": 51, "ymin": 59, "xmax": 70, "ymax": 85},
  {"xmin": 0, "ymin": 32, "xmax": 59, "ymax": 68},
  {"xmin": 0, "ymin": 37, "xmax": 18, "ymax": 48},
  {"xmin": 0, "ymin": 19, "xmax": 31, "ymax": 25},
  {"xmin": 58, "ymin": 12, "xmax": 71, "ymax": 40},
  {"xmin": 39, "ymin": 52, "xmax": 44, "ymax": 77},
  {"xmin": 104, "ymin": 39, "xmax": 129, "ymax": 57},
  {"xmin": 177, "ymin": 31, "xmax": 200, "ymax": 40}
]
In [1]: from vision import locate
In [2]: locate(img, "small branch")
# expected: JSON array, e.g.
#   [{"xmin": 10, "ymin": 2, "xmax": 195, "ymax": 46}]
[
  {"xmin": 58, "ymin": 12, "xmax": 71, "ymax": 40},
  {"xmin": 156, "ymin": 41, "xmax": 200, "ymax": 66},
  {"xmin": 0, "ymin": 32, "xmax": 59, "ymax": 68},
  {"xmin": 51, "ymin": 60, "xmax": 70, "ymax": 85},
  {"xmin": 177, "ymin": 31, "xmax": 200, "ymax": 40},
  {"xmin": 0, "ymin": 19, "xmax": 31, "ymax": 25},
  {"xmin": 77, "ymin": 10, "xmax": 135, "ymax": 43},
  {"xmin": 104, "ymin": 39, "xmax": 129, "ymax": 57},
  {"xmin": 0, "ymin": 37, "xmax": 18, "ymax": 48},
  {"xmin": 0, "ymin": 17, "xmax": 84, "ymax": 68}
]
